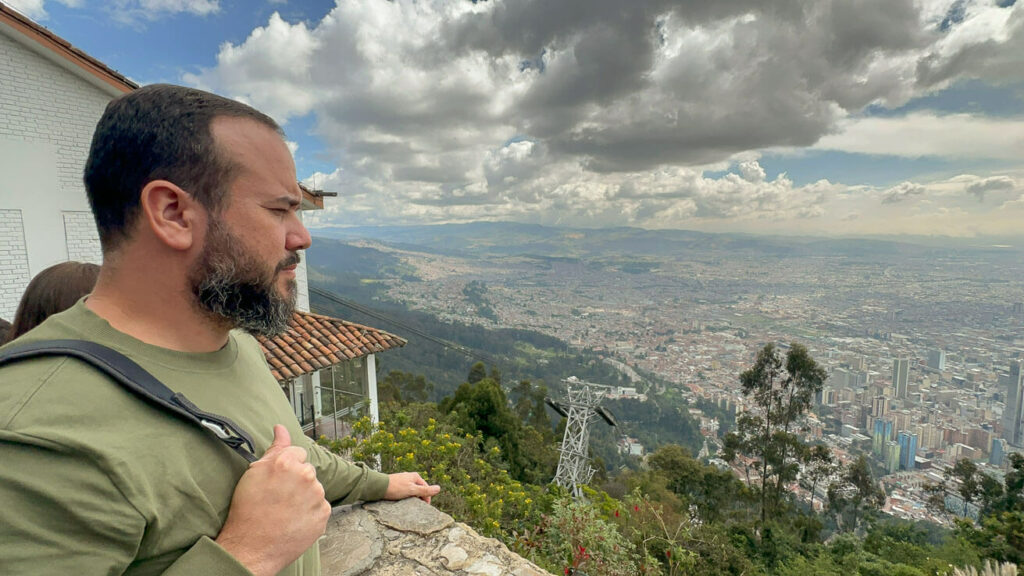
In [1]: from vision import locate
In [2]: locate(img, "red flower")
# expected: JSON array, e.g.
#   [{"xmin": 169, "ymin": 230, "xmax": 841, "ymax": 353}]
[
  {"xmin": 579, "ymin": 545, "xmax": 586, "ymax": 553},
  {"xmin": 564, "ymin": 568, "xmax": 569, "ymax": 575},
  {"xmin": 634, "ymin": 505, "xmax": 639, "ymax": 512},
  {"xmin": 614, "ymin": 510, "xmax": 620, "ymax": 517},
  {"xmin": 666, "ymin": 550, "xmax": 672, "ymax": 558}
]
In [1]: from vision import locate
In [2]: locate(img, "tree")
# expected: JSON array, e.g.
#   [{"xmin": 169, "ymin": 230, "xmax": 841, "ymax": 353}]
[
  {"xmin": 511, "ymin": 380, "xmax": 553, "ymax": 437},
  {"xmin": 467, "ymin": 361, "xmax": 488, "ymax": 385},
  {"xmin": 800, "ymin": 444, "xmax": 837, "ymax": 511},
  {"xmin": 953, "ymin": 453, "xmax": 1024, "ymax": 568},
  {"xmin": 927, "ymin": 458, "xmax": 994, "ymax": 519},
  {"xmin": 647, "ymin": 444, "xmax": 749, "ymax": 525},
  {"xmin": 828, "ymin": 454, "xmax": 884, "ymax": 532},
  {"xmin": 722, "ymin": 342, "xmax": 827, "ymax": 525},
  {"xmin": 379, "ymin": 370, "xmax": 434, "ymax": 404},
  {"xmin": 951, "ymin": 459, "xmax": 984, "ymax": 517},
  {"xmin": 441, "ymin": 376, "xmax": 556, "ymax": 484}
]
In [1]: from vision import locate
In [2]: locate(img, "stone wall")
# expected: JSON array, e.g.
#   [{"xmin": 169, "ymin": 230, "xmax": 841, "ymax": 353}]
[{"xmin": 321, "ymin": 498, "xmax": 552, "ymax": 576}]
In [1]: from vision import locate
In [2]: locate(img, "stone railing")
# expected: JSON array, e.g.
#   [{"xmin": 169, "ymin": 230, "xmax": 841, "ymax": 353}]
[{"xmin": 321, "ymin": 498, "xmax": 553, "ymax": 576}]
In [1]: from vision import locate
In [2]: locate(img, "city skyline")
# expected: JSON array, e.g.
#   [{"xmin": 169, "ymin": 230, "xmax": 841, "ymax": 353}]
[{"xmin": 304, "ymin": 222, "xmax": 1024, "ymax": 525}]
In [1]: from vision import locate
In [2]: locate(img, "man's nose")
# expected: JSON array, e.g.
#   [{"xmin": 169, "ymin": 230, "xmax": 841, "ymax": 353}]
[{"xmin": 287, "ymin": 216, "xmax": 312, "ymax": 252}]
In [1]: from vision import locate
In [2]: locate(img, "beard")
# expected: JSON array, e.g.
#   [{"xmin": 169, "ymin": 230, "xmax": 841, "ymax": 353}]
[{"xmin": 189, "ymin": 219, "xmax": 299, "ymax": 338}]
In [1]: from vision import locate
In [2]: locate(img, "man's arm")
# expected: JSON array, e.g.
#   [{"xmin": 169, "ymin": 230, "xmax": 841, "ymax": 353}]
[
  {"xmin": 0, "ymin": 432, "xmax": 252, "ymax": 576},
  {"xmin": 384, "ymin": 471, "xmax": 441, "ymax": 504},
  {"xmin": 304, "ymin": 434, "xmax": 440, "ymax": 504}
]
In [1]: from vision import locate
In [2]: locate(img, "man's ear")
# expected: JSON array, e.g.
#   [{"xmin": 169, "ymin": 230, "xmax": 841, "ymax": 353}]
[{"xmin": 139, "ymin": 180, "xmax": 201, "ymax": 251}]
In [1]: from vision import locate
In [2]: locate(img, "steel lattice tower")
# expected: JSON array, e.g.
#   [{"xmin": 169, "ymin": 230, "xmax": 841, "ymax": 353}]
[{"xmin": 550, "ymin": 377, "xmax": 616, "ymax": 497}]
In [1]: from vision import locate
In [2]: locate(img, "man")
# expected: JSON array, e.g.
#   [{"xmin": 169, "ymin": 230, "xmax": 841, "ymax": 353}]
[{"xmin": 0, "ymin": 84, "xmax": 439, "ymax": 575}]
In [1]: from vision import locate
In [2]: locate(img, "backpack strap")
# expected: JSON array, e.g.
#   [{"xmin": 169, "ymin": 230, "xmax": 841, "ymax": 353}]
[{"xmin": 0, "ymin": 339, "xmax": 258, "ymax": 463}]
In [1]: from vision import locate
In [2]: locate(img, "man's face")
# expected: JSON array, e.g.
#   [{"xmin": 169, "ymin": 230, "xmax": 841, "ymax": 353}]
[
  {"xmin": 188, "ymin": 117, "xmax": 311, "ymax": 337},
  {"xmin": 189, "ymin": 218, "xmax": 299, "ymax": 337}
]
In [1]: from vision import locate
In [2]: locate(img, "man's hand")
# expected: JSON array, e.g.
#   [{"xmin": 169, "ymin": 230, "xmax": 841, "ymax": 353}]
[
  {"xmin": 215, "ymin": 425, "xmax": 331, "ymax": 576},
  {"xmin": 385, "ymin": 472, "xmax": 441, "ymax": 504}
]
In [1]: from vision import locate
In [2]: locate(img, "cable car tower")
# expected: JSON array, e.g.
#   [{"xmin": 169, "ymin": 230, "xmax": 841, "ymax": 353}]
[{"xmin": 546, "ymin": 377, "xmax": 617, "ymax": 497}]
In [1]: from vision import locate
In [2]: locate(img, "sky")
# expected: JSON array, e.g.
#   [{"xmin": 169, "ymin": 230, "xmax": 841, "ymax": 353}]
[{"xmin": 7, "ymin": 0, "xmax": 1024, "ymax": 238}]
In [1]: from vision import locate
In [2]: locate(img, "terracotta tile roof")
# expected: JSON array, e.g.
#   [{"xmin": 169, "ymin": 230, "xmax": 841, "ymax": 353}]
[{"xmin": 256, "ymin": 310, "xmax": 406, "ymax": 382}]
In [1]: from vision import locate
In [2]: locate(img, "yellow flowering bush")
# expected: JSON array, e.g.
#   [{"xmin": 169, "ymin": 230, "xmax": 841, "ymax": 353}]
[{"xmin": 320, "ymin": 414, "xmax": 546, "ymax": 539}]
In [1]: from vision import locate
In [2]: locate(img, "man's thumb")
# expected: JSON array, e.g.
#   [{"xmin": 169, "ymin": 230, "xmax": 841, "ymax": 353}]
[{"xmin": 260, "ymin": 424, "xmax": 291, "ymax": 460}]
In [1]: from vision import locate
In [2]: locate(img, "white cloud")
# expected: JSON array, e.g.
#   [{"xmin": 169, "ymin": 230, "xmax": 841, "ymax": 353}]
[
  {"xmin": 814, "ymin": 113, "xmax": 1024, "ymax": 160},
  {"xmin": 4, "ymin": 0, "xmax": 47, "ymax": 20},
  {"xmin": 184, "ymin": 12, "xmax": 319, "ymax": 123},
  {"xmin": 110, "ymin": 0, "xmax": 219, "ymax": 24},
  {"xmin": 185, "ymin": 0, "xmax": 1024, "ymax": 234},
  {"xmin": 881, "ymin": 182, "xmax": 927, "ymax": 204},
  {"xmin": 4, "ymin": 0, "xmax": 80, "ymax": 20}
]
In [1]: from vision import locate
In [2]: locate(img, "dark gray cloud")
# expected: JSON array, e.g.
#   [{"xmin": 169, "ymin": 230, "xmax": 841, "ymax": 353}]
[
  {"xmin": 916, "ymin": 0, "xmax": 1024, "ymax": 88},
  {"xmin": 882, "ymin": 182, "xmax": 926, "ymax": 203},
  {"xmin": 966, "ymin": 175, "xmax": 1016, "ymax": 201},
  {"xmin": 189, "ymin": 0, "xmax": 1024, "ymax": 231}
]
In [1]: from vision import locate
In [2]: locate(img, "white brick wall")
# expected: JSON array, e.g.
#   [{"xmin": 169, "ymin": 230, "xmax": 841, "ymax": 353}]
[
  {"xmin": 0, "ymin": 31, "xmax": 112, "ymax": 196},
  {"xmin": 62, "ymin": 211, "xmax": 101, "ymax": 264},
  {"xmin": 0, "ymin": 209, "xmax": 31, "ymax": 321},
  {"xmin": 0, "ymin": 28, "xmax": 116, "ymax": 313}
]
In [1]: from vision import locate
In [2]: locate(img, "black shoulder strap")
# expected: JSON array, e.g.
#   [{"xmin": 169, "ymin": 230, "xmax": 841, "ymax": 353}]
[{"xmin": 0, "ymin": 339, "xmax": 258, "ymax": 463}]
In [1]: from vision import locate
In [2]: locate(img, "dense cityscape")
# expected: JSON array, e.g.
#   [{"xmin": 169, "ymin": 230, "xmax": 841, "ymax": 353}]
[{"xmin": 321, "ymin": 226, "xmax": 1024, "ymax": 527}]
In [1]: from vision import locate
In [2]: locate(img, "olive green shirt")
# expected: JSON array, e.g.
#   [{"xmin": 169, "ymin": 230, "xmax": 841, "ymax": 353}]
[{"xmin": 0, "ymin": 301, "xmax": 390, "ymax": 575}]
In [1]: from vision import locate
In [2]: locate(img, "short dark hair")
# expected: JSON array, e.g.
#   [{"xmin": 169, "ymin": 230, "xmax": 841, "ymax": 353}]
[
  {"xmin": 84, "ymin": 84, "xmax": 282, "ymax": 251},
  {"xmin": 7, "ymin": 261, "xmax": 101, "ymax": 343}
]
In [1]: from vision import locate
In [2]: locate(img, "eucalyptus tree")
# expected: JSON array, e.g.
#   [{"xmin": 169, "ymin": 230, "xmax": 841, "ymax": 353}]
[{"xmin": 722, "ymin": 342, "xmax": 827, "ymax": 525}]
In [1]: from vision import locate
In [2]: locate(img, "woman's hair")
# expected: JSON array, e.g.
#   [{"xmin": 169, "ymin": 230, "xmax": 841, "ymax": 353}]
[{"xmin": 6, "ymin": 261, "xmax": 101, "ymax": 343}]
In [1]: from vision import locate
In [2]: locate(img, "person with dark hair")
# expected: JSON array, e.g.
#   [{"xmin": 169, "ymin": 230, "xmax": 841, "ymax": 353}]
[
  {"xmin": 5, "ymin": 261, "xmax": 100, "ymax": 343},
  {"xmin": 0, "ymin": 84, "xmax": 439, "ymax": 576}
]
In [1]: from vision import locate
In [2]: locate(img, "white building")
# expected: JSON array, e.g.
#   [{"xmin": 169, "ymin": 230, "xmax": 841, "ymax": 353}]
[{"xmin": 0, "ymin": 3, "xmax": 135, "ymax": 318}]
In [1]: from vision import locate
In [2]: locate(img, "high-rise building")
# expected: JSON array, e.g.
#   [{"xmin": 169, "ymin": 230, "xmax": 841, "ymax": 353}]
[
  {"xmin": 892, "ymin": 358, "xmax": 910, "ymax": 399},
  {"xmin": 873, "ymin": 419, "xmax": 885, "ymax": 455},
  {"xmin": 893, "ymin": 410, "xmax": 913, "ymax": 432},
  {"xmin": 817, "ymin": 386, "xmax": 837, "ymax": 406},
  {"xmin": 990, "ymin": 438, "xmax": 1008, "ymax": 467},
  {"xmin": 897, "ymin": 431, "xmax": 918, "ymax": 470},
  {"xmin": 851, "ymin": 356, "xmax": 867, "ymax": 372},
  {"xmin": 885, "ymin": 440, "xmax": 902, "ymax": 474},
  {"xmin": 927, "ymin": 349, "xmax": 946, "ymax": 371},
  {"xmin": 830, "ymin": 368, "xmax": 850, "ymax": 389},
  {"xmin": 872, "ymin": 395, "xmax": 889, "ymax": 419},
  {"xmin": 1003, "ymin": 361, "xmax": 1024, "ymax": 447},
  {"xmin": 873, "ymin": 418, "xmax": 894, "ymax": 456},
  {"xmin": 852, "ymin": 371, "xmax": 869, "ymax": 388},
  {"xmin": 917, "ymin": 423, "xmax": 943, "ymax": 451}
]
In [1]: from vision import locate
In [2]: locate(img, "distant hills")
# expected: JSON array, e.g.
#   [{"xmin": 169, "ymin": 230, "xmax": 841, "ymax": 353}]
[{"xmin": 311, "ymin": 222, "xmax": 1023, "ymax": 261}]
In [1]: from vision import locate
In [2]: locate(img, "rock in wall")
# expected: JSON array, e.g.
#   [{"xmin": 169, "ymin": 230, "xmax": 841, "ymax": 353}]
[{"xmin": 321, "ymin": 498, "xmax": 553, "ymax": 576}]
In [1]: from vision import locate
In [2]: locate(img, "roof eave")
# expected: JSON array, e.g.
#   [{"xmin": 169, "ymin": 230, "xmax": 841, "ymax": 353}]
[
  {"xmin": 301, "ymin": 187, "xmax": 324, "ymax": 210},
  {"xmin": 0, "ymin": 3, "xmax": 136, "ymax": 98}
]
